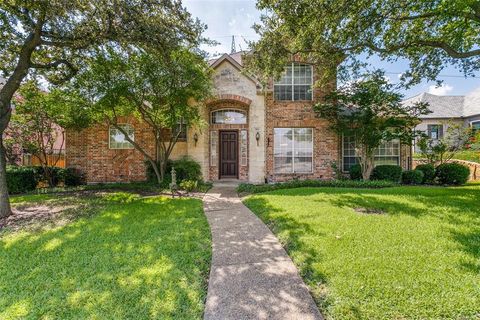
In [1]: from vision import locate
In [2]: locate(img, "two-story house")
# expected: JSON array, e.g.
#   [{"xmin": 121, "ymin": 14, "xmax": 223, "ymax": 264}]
[{"xmin": 65, "ymin": 52, "xmax": 412, "ymax": 184}]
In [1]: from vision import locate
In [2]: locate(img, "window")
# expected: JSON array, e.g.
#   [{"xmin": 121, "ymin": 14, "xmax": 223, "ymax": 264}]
[
  {"xmin": 274, "ymin": 128, "xmax": 313, "ymax": 173},
  {"xmin": 342, "ymin": 135, "xmax": 400, "ymax": 171},
  {"xmin": 427, "ymin": 124, "xmax": 443, "ymax": 140},
  {"xmin": 274, "ymin": 63, "xmax": 313, "ymax": 101},
  {"xmin": 211, "ymin": 109, "xmax": 247, "ymax": 124},
  {"xmin": 109, "ymin": 124, "xmax": 134, "ymax": 149},
  {"xmin": 471, "ymin": 121, "xmax": 480, "ymax": 133},
  {"xmin": 173, "ymin": 119, "xmax": 187, "ymax": 141}
]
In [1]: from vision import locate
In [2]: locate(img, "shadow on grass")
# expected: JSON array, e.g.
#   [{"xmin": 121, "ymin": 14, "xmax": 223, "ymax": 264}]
[
  {"xmin": 243, "ymin": 197, "xmax": 332, "ymax": 311},
  {"xmin": 0, "ymin": 197, "xmax": 211, "ymax": 319},
  {"xmin": 254, "ymin": 186, "xmax": 480, "ymax": 277}
]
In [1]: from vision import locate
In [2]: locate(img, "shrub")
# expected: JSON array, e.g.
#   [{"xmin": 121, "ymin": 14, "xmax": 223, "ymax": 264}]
[
  {"xmin": 435, "ymin": 163, "xmax": 470, "ymax": 185},
  {"xmin": 6, "ymin": 166, "xmax": 38, "ymax": 194},
  {"xmin": 63, "ymin": 167, "xmax": 85, "ymax": 186},
  {"xmin": 237, "ymin": 179, "xmax": 397, "ymax": 194},
  {"xmin": 179, "ymin": 180, "xmax": 198, "ymax": 192},
  {"xmin": 349, "ymin": 164, "xmax": 362, "ymax": 180},
  {"xmin": 401, "ymin": 170, "xmax": 424, "ymax": 185},
  {"xmin": 32, "ymin": 166, "xmax": 64, "ymax": 187},
  {"xmin": 415, "ymin": 164, "xmax": 435, "ymax": 184},
  {"xmin": 370, "ymin": 165, "xmax": 402, "ymax": 182},
  {"xmin": 146, "ymin": 157, "xmax": 202, "ymax": 185}
]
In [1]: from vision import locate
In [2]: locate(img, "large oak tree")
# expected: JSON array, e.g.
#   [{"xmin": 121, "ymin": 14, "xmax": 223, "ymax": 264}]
[
  {"xmin": 249, "ymin": 0, "xmax": 480, "ymax": 84},
  {"xmin": 0, "ymin": 0, "xmax": 205, "ymax": 217}
]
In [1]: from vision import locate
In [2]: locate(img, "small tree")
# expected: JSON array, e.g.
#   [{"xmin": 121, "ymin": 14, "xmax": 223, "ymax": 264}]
[
  {"xmin": 315, "ymin": 71, "xmax": 429, "ymax": 180},
  {"xmin": 10, "ymin": 81, "xmax": 90, "ymax": 186},
  {"xmin": 417, "ymin": 122, "xmax": 471, "ymax": 165},
  {"xmin": 73, "ymin": 47, "xmax": 212, "ymax": 184}
]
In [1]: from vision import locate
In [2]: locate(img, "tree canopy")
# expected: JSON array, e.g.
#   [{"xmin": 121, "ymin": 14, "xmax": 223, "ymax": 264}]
[
  {"xmin": 71, "ymin": 46, "xmax": 212, "ymax": 183},
  {"xmin": 249, "ymin": 0, "xmax": 480, "ymax": 85},
  {"xmin": 0, "ymin": 0, "xmax": 207, "ymax": 217},
  {"xmin": 315, "ymin": 71, "xmax": 430, "ymax": 179}
]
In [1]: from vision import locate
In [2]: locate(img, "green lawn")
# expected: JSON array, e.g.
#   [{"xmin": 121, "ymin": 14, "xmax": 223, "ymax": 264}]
[
  {"xmin": 1, "ymin": 193, "xmax": 211, "ymax": 319},
  {"xmin": 244, "ymin": 185, "xmax": 480, "ymax": 319}
]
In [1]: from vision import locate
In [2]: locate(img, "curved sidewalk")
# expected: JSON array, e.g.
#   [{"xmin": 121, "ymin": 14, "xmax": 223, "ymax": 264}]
[{"xmin": 203, "ymin": 185, "xmax": 323, "ymax": 320}]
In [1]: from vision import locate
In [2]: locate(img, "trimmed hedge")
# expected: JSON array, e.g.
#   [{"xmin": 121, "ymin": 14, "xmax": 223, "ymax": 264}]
[
  {"xmin": 401, "ymin": 170, "xmax": 424, "ymax": 185},
  {"xmin": 349, "ymin": 164, "xmax": 363, "ymax": 180},
  {"xmin": 147, "ymin": 156, "xmax": 203, "ymax": 185},
  {"xmin": 6, "ymin": 166, "xmax": 37, "ymax": 194},
  {"xmin": 370, "ymin": 165, "xmax": 403, "ymax": 182},
  {"xmin": 435, "ymin": 163, "xmax": 470, "ymax": 185},
  {"xmin": 237, "ymin": 179, "xmax": 397, "ymax": 194},
  {"xmin": 63, "ymin": 167, "xmax": 85, "ymax": 186},
  {"xmin": 415, "ymin": 164, "xmax": 435, "ymax": 184}
]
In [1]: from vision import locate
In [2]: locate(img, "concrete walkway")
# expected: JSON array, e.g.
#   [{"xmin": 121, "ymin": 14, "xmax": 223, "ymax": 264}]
[{"xmin": 203, "ymin": 184, "xmax": 323, "ymax": 320}]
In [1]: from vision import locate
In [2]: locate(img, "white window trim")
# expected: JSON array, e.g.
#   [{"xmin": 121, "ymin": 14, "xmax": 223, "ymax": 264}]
[
  {"xmin": 274, "ymin": 62, "xmax": 314, "ymax": 102},
  {"xmin": 109, "ymin": 124, "xmax": 135, "ymax": 150},
  {"xmin": 211, "ymin": 109, "xmax": 247, "ymax": 125},
  {"xmin": 470, "ymin": 120, "xmax": 480, "ymax": 128},
  {"xmin": 274, "ymin": 127, "xmax": 314, "ymax": 174}
]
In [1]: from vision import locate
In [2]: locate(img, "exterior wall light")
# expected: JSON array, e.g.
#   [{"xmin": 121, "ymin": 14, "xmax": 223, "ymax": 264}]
[
  {"xmin": 193, "ymin": 133, "xmax": 199, "ymax": 146},
  {"xmin": 255, "ymin": 132, "xmax": 261, "ymax": 146}
]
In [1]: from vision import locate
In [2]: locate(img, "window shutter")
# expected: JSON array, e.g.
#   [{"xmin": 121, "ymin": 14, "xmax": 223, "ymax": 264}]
[{"xmin": 438, "ymin": 125, "xmax": 444, "ymax": 139}]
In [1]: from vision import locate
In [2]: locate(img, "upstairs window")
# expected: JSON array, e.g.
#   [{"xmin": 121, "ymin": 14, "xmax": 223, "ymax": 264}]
[
  {"xmin": 109, "ymin": 124, "xmax": 134, "ymax": 149},
  {"xmin": 274, "ymin": 63, "xmax": 313, "ymax": 101},
  {"xmin": 427, "ymin": 124, "xmax": 443, "ymax": 140}
]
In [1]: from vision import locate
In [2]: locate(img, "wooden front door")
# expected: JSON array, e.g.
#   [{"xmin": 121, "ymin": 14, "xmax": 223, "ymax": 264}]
[{"xmin": 219, "ymin": 131, "xmax": 238, "ymax": 179}]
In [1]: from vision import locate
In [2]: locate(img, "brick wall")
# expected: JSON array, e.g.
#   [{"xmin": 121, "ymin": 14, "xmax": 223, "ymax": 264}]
[
  {"xmin": 66, "ymin": 118, "xmax": 156, "ymax": 183},
  {"xmin": 265, "ymin": 64, "xmax": 339, "ymax": 182}
]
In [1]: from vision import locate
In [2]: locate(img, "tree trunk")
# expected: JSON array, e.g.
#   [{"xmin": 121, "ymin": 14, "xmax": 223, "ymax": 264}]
[
  {"xmin": 148, "ymin": 159, "xmax": 162, "ymax": 185},
  {"xmin": 361, "ymin": 156, "xmax": 375, "ymax": 180},
  {"xmin": 0, "ymin": 136, "xmax": 12, "ymax": 218}
]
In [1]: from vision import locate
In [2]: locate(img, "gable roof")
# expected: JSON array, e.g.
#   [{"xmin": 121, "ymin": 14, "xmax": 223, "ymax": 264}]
[
  {"xmin": 403, "ymin": 88, "xmax": 480, "ymax": 119},
  {"xmin": 208, "ymin": 51, "xmax": 261, "ymax": 88}
]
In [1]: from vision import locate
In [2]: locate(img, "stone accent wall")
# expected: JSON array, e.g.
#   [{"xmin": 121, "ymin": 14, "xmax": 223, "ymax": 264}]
[{"xmin": 208, "ymin": 102, "xmax": 249, "ymax": 181}]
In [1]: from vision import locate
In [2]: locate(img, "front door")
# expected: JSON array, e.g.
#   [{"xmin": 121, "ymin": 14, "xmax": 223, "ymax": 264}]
[{"xmin": 219, "ymin": 131, "xmax": 238, "ymax": 179}]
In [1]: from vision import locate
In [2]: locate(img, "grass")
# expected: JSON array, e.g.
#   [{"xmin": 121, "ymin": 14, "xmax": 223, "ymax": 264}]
[
  {"xmin": 244, "ymin": 185, "xmax": 480, "ymax": 319},
  {"xmin": 1, "ymin": 193, "xmax": 211, "ymax": 319}
]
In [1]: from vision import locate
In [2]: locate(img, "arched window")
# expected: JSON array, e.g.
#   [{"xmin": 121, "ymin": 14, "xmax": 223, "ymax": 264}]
[
  {"xmin": 211, "ymin": 109, "xmax": 247, "ymax": 124},
  {"xmin": 109, "ymin": 124, "xmax": 134, "ymax": 149}
]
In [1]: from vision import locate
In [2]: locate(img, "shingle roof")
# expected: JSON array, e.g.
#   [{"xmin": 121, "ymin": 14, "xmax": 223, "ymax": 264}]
[
  {"xmin": 208, "ymin": 51, "xmax": 245, "ymax": 66},
  {"xmin": 403, "ymin": 88, "xmax": 480, "ymax": 119}
]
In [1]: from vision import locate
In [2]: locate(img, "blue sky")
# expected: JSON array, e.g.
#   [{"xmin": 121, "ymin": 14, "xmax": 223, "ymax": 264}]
[{"xmin": 183, "ymin": 0, "xmax": 479, "ymax": 98}]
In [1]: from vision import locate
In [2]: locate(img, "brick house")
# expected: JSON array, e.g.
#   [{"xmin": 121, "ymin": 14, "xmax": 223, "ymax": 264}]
[{"xmin": 66, "ymin": 52, "xmax": 412, "ymax": 184}]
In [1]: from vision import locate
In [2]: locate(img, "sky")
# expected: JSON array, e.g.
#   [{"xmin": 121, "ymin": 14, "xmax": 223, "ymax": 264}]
[{"xmin": 183, "ymin": 0, "xmax": 479, "ymax": 99}]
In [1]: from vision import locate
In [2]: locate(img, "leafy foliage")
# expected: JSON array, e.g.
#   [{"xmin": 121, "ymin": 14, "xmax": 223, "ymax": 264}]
[
  {"xmin": 315, "ymin": 71, "xmax": 428, "ymax": 179},
  {"xmin": 349, "ymin": 164, "xmax": 363, "ymax": 180},
  {"xmin": 401, "ymin": 170, "xmax": 424, "ymax": 185},
  {"xmin": 237, "ymin": 179, "xmax": 397, "ymax": 194},
  {"xmin": 249, "ymin": 0, "xmax": 480, "ymax": 86},
  {"xmin": 417, "ymin": 122, "xmax": 471, "ymax": 165},
  {"xmin": 435, "ymin": 163, "xmax": 470, "ymax": 185},
  {"xmin": 6, "ymin": 166, "xmax": 37, "ymax": 194},
  {"xmin": 415, "ymin": 164, "xmax": 436, "ymax": 184},
  {"xmin": 72, "ymin": 47, "xmax": 212, "ymax": 184},
  {"xmin": 179, "ymin": 180, "xmax": 198, "ymax": 193},
  {"xmin": 147, "ymin": 157, "xmax": 203, "ymax": 186},
  {"xmin": 370, "ymin": 165, "xmax": 403, "ymax": 182}
]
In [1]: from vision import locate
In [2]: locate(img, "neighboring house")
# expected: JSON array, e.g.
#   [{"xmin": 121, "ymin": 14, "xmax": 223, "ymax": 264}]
[
  {"xmin": 403, "ymin": 88, "xmax": 480, "ymax": 152},
  {"xmin": 65, "ymin": 52, "xmax": 412, "ymax": 184}
]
